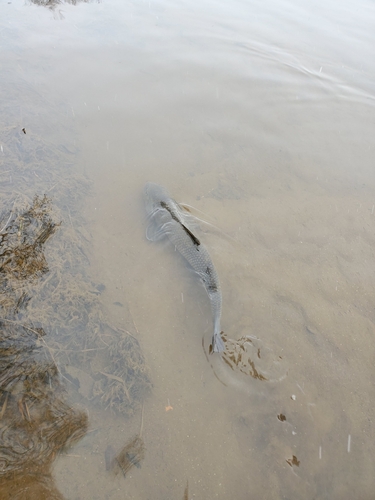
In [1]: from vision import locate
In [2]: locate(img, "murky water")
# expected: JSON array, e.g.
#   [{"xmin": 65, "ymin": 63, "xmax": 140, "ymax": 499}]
[{"xmin": 1, "ymin": 0, "xmax": 375, "ymax": 498}]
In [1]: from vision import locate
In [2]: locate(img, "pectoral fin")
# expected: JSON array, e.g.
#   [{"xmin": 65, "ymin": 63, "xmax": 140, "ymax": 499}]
[{"xmin": 146, "ymin": 221, "xmax": 172, "ymax": 241}]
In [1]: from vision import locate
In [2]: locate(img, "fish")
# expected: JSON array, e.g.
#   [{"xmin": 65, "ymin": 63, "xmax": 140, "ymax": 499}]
[{"xmin": 144, "ymin": 182, "xmax": 225, "ymax": 353}]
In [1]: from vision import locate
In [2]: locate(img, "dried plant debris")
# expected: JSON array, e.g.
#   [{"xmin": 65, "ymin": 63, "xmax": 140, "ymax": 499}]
[
  {"xmin": 0, "ymin": 320, "xmax": 57, "ymax": 393},
  {"xmin": 28, "ymin": 0, "xmax": 96, "ymax": 13},
  {"xmin": 1, "ymin": 73, "xmax": 151, "ymax": 420},
  {"xmin": 0, "ymin": 320, "xmax": 87, "ymax": 499},
  {"xmin": 221, "ymin": 333, "xmax": 267, "ymax": 380},
  {"xmin": 183, "ymin": 481, "xmax": 189, "ymax": 500},
  {"xmin": 30, "ymin": 0, "xmax": 93, "ymax": 6},
  {"xmin": 0, "ymin": 195, "xmax": 60, "ymax": 315},
  {"xmin": 107, "ymin": 403, "xmax": 146, "ymax": 477},
  {"xmin": 59, "ymin": 324, "xmax": 151, "ymax": 417},
  {"xmin": 0, "ymin": 473, "xmax": 65, "ymax": 500},
  {"xmin": 0, "ymin": 69, "xmax": 151, "ymax": 498},
  {"xmin": 286, "ymin": 455, "xmax": 300, "ymax": 467},
  {"xmin": 0, "ymin": 320, "xmax": 88, "ymax": 478},
  {"xmin": 112, "ymin": 436, "xmax": 146, "ymax": 478},
  {"xmin": 220, "ymin": 332, "xmax": 287, "ymax": 383},
  {"xmin": 0, "ymin": 147, "xmax": 150, "ymax": 416},
  {"xmin": 92, "ymin": 332, "xmax": 151, "ymax": 416},
  {"xmin": 0, "ymin": 192, "xmax": 151, "ymax": 417},
  {"xmin": 0, "ymin": 194, "xmax": 151, "ymax": 417}
]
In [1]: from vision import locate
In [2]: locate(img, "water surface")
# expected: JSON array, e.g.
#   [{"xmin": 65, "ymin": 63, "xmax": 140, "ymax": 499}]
[{"xmin": 1, "ymin": 0, "xmax": 375, "ymax": 498}]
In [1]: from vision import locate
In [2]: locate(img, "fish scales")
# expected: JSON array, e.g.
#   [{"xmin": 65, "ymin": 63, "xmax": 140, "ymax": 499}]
[{"xmin": 144, "ymin": 182, "xmax": 225, "ymax": 353}]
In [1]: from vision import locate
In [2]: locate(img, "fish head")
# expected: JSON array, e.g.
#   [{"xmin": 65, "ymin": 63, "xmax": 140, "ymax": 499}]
[
  {"xmin": 144, "ymin": 182, "xmax": 167, "ymax": 199},
  {"xmin": 144, "ymin": 182, "xmax": 170, "ymax": 214}
]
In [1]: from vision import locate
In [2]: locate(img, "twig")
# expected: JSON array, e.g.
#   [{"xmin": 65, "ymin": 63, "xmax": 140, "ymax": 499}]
[
  {"xmin": 0, "ymin": 318, "xmax": 60, "ymax": 373},
  {"xmin": 99, "ymin": 371, "xmax": 131, "ymax": 403},
  {"xmin": 47, "ymin": 183, "xmax": 58, "ymax": 193},
  {"xmin": 0, "ymin": 211, "xmax": 13, "ymax": 234},
  {"xmin": 114, "ymin": 326, "xmax": 138, "ymax": 342}
]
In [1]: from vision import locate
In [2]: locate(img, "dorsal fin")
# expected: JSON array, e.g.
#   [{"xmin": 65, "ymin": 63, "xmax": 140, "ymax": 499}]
[
  {"xmin": 160, "ymin": 200, "xmax": 201, "ymax": 246},
  {"xmin": 181, "ymin": 223, "xmax": 200, "ymax": 246}
]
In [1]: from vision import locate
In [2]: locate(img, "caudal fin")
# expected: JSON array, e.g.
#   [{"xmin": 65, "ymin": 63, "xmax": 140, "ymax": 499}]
[{"xmin": 212, "ymin": 331, "xmax": 225, "ymax": 353}]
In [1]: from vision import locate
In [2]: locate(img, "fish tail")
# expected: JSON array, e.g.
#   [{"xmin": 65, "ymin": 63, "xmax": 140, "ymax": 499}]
[{"xmin": 212, "ymin": 330, "xmax": 225, "ymax": 353}]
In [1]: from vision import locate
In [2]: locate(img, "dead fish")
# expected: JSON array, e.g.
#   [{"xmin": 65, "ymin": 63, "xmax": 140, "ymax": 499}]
[{"xmin": 144, "ymin": 182, "xmax": 225, "ymax": 353}]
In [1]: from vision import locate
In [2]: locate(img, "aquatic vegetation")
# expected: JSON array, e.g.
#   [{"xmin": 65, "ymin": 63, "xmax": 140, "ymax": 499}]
[
  {"xmin": 112, "ymin": 435, "xmax": 146, "ymax": 477},
  {"xmin": 0, "ymin": 69, "xmax": 152, "ymax": 499},
  {"xmin": 107, "ymin": 403, "xmax": 146, "ymax": 477},
  {"xmin": 218, "ymin": 331, "xmax": 287, "ymax": 384},
  {"xmin": 0, "ymin": 193, "xmax": 151, "ymax": 418},
  {"xmin": 0, "ymin": 195, "xmax": 60, "ymax": 315},
  {"xmin": 221, "ymin": 333, "xmax": 267, "ymax": 380},
  {"xmin": 30, "ymin": 0, "xmax": 93, "ymax": 8},
  {"xmin": 0, "ymin": 124, "xmax": 151, "ymax": 418},
  {"xmin": 0, "ymin": 320, "xmax": 88, "ymax": 499}
]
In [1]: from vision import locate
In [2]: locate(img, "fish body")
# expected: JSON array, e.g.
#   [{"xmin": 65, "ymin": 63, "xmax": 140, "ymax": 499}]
[{"xmin": 144, "ymin": 182, "xmax": 225, "ymax": 353}]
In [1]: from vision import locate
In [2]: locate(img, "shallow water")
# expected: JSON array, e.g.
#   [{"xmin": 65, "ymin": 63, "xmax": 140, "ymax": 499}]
[{"xmin": 1, "ymin": 0, "xmax": 375, "ymax": 498}]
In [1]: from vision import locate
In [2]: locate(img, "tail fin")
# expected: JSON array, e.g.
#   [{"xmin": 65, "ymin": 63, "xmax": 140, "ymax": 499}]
[{"xmin": 212, "ymin": 331, "xmax": 225, "ymax": 353}]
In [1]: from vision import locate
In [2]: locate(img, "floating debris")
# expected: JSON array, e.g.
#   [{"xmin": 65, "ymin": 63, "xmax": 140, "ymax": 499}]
[
  {"xmin": 286, "ymin": 455, "xmax": 300, "ymax": 467},
  {"xmin": 221, "ymin": 333, "xmax": 267, "ymax": 380},
  {"xmin": 277, "ymin": 413, "xmax": 286, "ymax": 422},
  {"xmin": 0, "ymin": 195, "xmax": 59, "ymax": 295},
  {"xmin": 30, "ymin": 0, "xmax": 92, "ymax": 8},
  {"xmin": 183, "ymin": 480, "xmax": 189, "ymax": 500},
  {"xmin": 114, "ymin": 435, "xmax": 146, "ymax": 477},
  {"xmin": 109, "ymin": 403, "xmax": 146, "ymax": 477}
]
